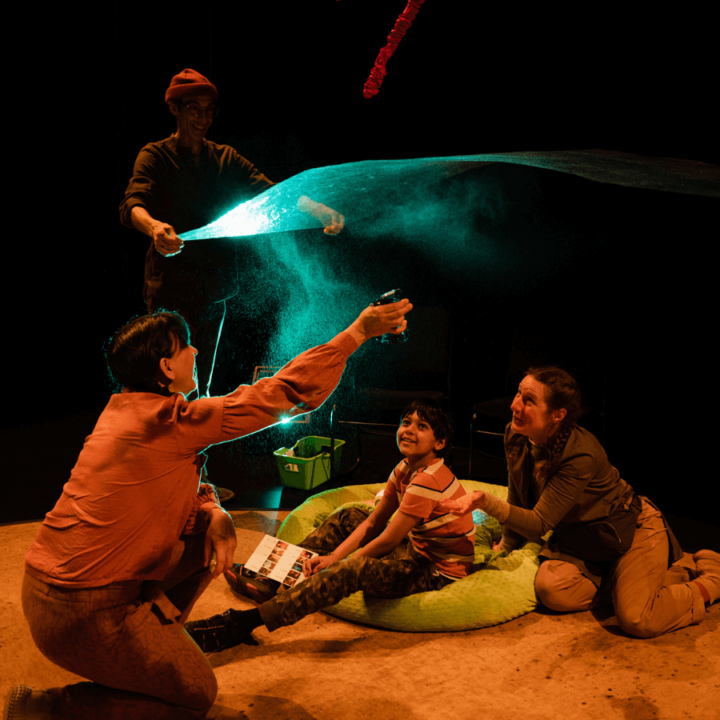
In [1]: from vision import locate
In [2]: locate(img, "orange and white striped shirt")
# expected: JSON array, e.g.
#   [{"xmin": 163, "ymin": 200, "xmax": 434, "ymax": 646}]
[{"xmin": 384, "ymin": 458, "xmax": 475, "ymax": 578}]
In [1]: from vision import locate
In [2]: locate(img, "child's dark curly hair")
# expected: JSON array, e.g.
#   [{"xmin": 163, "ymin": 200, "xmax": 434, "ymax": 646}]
[{"xmin": 399, "ymin": 397, "xmax": 453, "ymax": 458}]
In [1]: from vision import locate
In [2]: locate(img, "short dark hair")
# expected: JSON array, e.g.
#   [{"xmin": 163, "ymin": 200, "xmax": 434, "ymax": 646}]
[
  {"xmin": 524, "ymin": 366, "xmax": 582, "ymax": 428},
  {"xmin": 399, "ymin": 398, "xmax": 453, "ymax": 458},
  {"xmin": 105, "ymin": 310, "xmax": 190, "ymax": 393}
]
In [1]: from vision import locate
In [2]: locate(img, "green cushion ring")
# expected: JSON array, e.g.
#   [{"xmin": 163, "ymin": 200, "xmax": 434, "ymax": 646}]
[{"xmin": 276, "ymin": 480, "xmax": 542, "ymax": 632}]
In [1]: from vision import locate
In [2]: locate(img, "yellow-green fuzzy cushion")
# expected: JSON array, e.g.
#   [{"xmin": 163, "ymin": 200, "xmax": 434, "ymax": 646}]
[{"xmin": 276, "ymin": 481, "xmax": 541, "ymax": 632}]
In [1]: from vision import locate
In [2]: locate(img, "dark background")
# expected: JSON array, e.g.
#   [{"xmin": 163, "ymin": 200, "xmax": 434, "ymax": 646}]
[{"xmin": 4, "ymin": 2, "xmax": 716, "ymax": 527}]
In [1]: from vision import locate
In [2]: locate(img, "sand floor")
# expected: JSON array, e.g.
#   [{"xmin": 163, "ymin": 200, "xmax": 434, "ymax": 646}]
[{"xmin": 2, "ymin": 510, "xmax": 718, "ymax": 719}]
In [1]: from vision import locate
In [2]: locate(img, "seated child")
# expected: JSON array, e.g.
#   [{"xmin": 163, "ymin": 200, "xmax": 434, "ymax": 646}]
[{"xmin": 186, "ymin": 398, "xmax": 475, "ymax": 651}]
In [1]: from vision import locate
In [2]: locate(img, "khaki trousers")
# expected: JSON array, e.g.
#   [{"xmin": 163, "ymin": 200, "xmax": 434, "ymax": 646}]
[
  {"xmin": 534, "ymin": 498, "xmax": 706, "ymax": 637},
  {"xmin": 22, "ymin": 534, "xmax": 216, "ymax": 719}
]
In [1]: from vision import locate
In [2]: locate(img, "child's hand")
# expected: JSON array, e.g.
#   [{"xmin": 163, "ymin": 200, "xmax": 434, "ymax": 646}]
[{"xmin": 303, "ymin": 554, "xmax": 337, "ymax": 577}]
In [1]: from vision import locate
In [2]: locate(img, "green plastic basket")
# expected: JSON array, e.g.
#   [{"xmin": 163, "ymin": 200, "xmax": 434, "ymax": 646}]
[{"xmin": 274, "ymin": 436, "xmax": 345, "ymax": 490}]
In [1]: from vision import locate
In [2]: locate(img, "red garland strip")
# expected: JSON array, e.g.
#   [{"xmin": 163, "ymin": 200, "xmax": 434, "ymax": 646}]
[{"xmin": 363, "ymin": 0, "xmax": 426, "ymax": 99}]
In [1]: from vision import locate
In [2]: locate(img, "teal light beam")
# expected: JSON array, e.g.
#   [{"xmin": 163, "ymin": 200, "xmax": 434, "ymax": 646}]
[
  {"xmin": 178, "ymin": 155, "xmax": 493, "ymax": 241},
  {"xmin": 178, "ymin": 150, "xmax": 717, "ymax": 243}
]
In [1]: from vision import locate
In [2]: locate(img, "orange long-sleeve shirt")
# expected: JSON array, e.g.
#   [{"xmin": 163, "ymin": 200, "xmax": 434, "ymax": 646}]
[{"xmin": 25, "ymin": 332, "xmax": 358, "ymax": 588}]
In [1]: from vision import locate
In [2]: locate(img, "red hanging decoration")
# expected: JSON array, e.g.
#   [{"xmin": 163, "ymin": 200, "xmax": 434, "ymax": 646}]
[{"xmin": 362, "ymin": 0, "xmax": 426, "ymax": 99}]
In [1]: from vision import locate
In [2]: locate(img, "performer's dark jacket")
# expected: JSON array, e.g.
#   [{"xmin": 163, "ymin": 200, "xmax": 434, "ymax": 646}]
[{"xmin": 120, "ymin": 135, "xmax": 275, "ymax": 307}]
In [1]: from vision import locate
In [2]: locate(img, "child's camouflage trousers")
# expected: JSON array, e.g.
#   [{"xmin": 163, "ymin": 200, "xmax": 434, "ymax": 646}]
[{"xmin": 259, "ymin": 506, "xmax": 451, "ymax": 631}]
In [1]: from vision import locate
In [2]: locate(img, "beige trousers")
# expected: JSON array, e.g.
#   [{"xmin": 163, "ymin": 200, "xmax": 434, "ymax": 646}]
[{"xmin": 534, "ymin": 498, "xmax": 706, "ymax": 637}]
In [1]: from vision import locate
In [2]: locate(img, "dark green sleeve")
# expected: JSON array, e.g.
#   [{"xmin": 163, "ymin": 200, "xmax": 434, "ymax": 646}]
[
  {"xmin": 229, "ymin": 147, "xmax": 276, "ymax": 196},
  {"xmin": 119, "ymin": 145, "xmax": 162, "ymax": 228}
]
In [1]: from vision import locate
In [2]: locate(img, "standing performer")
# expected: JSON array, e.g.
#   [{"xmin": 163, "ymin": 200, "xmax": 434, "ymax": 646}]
[
  {"xmin": 5, "ymin": 298, "xmax": 411, "ymax": 719},
  {"xmin": 441, "ymin": 366, "xmax": 720, "ymax": 638},
  {"xmin": 119, "ymin": 68, "xmax": 344, "ymax": 399}
]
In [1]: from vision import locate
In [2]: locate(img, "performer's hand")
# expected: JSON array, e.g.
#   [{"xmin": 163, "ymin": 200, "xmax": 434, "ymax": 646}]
[
  {"xmin": 345, "ymin": 299, "xmax": 413, "ymax": 346},
  {"xmin": 437, "ymin": 491, "xmax": 485, "ymax": 517},
  {"xmin": 204, "ymin": 508, "xmax": 237, "ymax": 579},
  {"xmin": 303, "ymin": 554, "xmax": 337, "ymax": 577},
  {"xmin": 297, "ymin": 195, "xmax": 345, "ymax": 236},
  {"xmin": 322, "ymin": 208, "xmax": 344, "ymax": 236},
  {"xmin": 151, "ymin": 220, "xmax": 184, "ymax": 256}
]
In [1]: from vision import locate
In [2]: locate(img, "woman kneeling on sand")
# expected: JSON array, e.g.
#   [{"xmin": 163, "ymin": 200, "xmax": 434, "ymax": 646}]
[{"xmin": 440, "ymin": 366, "xmax": 719, "ymax": 638}]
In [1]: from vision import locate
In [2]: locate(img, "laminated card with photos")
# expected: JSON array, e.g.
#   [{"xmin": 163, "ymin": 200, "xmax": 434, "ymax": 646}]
[{"xmin": 244, "ymin": 534, "xmax": 319, "ymax": 588}]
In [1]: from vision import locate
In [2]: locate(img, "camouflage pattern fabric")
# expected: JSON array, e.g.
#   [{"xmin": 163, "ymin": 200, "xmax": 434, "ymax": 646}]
[{"xmin": 259, "ymin": 507, "xmax": 450, "ymax": 632}]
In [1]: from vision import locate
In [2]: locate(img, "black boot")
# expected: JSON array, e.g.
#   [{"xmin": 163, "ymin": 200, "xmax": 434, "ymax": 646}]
[{"xmin": 185, "ymin": 608, "xmax": 263, "ymax": 652}]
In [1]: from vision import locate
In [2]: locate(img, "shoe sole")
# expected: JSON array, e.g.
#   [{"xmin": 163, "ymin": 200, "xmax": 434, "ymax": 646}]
[{"xmin": 225, "ymin": 567, "xmax": 279, "ymax": 604}]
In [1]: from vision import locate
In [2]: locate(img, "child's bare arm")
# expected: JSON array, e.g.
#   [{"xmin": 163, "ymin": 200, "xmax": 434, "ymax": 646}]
[
  {"xmin": 303, "ymin": 493, "xmax": 399, "ymax": 575},
  {"xmin": 352, "ymin": 510, "xmax": 419, "ymax": 560}
]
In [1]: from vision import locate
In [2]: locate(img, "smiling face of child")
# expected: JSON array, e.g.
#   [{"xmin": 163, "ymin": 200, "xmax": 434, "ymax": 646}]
[{"xmin": 397, "ymin": 411, "xmax": 446, "ymax": 470}]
